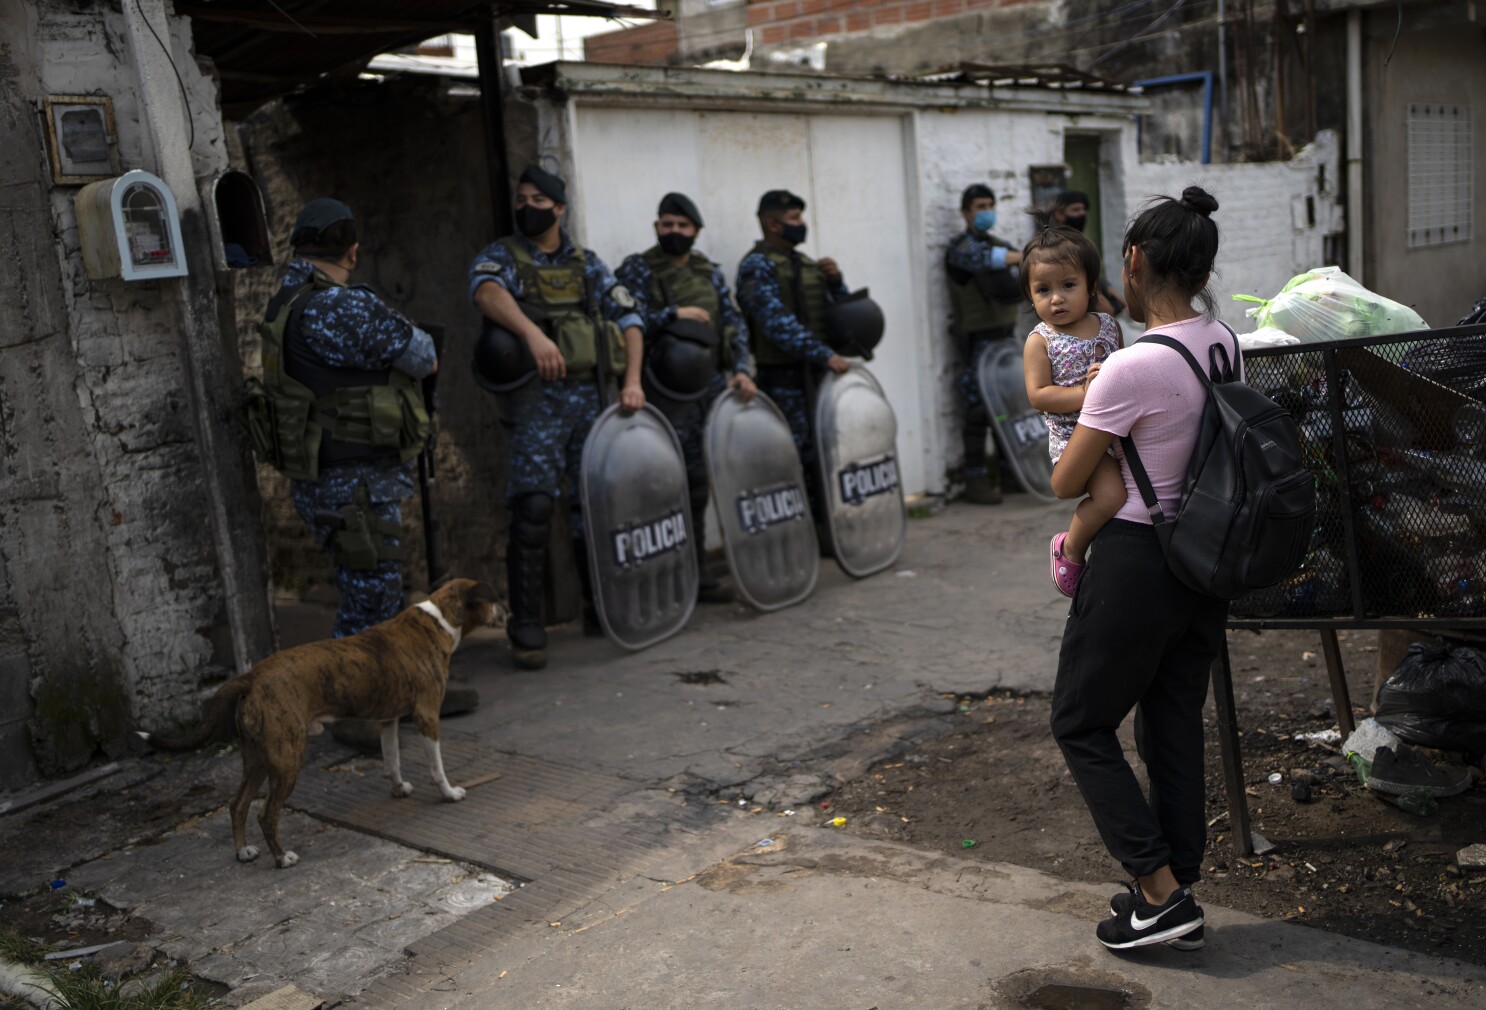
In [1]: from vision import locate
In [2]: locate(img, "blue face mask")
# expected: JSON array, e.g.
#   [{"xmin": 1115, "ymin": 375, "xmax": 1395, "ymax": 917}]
[{"xmin": 973, "ymin": 209, "xmax": 997, "ymax": 233}]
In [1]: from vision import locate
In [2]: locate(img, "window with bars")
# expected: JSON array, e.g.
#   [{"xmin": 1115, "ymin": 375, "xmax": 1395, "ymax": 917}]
[{"xmin": 1407, "ymin": 103, "xmax": 1473, "ymax": 248}]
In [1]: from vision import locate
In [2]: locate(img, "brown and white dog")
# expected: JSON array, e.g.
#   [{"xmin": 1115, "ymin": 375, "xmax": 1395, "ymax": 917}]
[{"xmin": 142, "ymin": 578, "xmax": 503, "ymax": 868}]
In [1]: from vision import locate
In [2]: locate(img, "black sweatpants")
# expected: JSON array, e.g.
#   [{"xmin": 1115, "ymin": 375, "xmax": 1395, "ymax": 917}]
[{"xmin": 1050, "ymin": 519, "xmax": 1227, "ymax": 886}]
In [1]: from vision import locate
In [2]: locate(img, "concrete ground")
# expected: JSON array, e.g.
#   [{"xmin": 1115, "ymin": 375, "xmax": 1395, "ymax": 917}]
[{"xmin": 8, "ymin": 499, "xmax": 1485, "ymax": 1008}]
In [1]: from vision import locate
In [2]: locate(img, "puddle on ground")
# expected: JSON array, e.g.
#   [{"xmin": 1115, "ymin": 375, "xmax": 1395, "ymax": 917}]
[
  {"xmin": 1022, "ymin": 982, "xmax": 1133, "ymax": 1010},
  {"xmin": 674, "ymin": 670, "xmax": 728, "ymax": 685},
  {"xmin": 991, "ymin": 966, "xmax": 1150, "ymax": 1010}
]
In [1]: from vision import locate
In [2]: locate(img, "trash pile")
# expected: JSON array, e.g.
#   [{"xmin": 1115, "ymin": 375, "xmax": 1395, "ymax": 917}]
[
  {"xmin": 1327, "ymin": 640, "xmax": 1486, "ymax": 816},
  {"xmin": 1229, "ymin": 272, "xmax": 1486, "ymax": 620}
]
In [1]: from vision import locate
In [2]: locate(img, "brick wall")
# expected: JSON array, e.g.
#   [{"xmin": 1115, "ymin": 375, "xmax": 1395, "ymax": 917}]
[
  {"xmin": 746, "ymin": 0, "xmax": 1028, "ymax": 46},
  {"xmin": 584, "ymin": 19, "xmax": 680, "ymax": 64}
]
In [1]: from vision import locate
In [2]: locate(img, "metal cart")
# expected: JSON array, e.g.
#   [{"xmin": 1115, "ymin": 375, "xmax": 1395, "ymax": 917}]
[{"xmin": 1215, "ymin": 323, "xmax": 1486, "ymax": 854}]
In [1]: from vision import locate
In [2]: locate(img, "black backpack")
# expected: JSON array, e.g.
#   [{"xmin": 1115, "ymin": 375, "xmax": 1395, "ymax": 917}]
[{"xmin": 1120, "ymin": 326, "xmax": 1315, "ymax": 601}]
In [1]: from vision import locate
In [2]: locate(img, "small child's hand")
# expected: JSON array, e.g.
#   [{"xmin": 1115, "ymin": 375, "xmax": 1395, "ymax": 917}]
[{"xmin": 1083, "ymin": 362, "xmax": 1103, "ymax": 386}]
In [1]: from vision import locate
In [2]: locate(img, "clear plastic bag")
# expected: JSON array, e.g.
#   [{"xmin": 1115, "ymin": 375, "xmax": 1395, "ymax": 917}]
[
  {"xmin": 1374, "ymin": 639, "xmax": 1486, "ymax": 756},
  {"xmin": 1234, "ymin": 267, "xmax": 1429, "ymax": 342}
]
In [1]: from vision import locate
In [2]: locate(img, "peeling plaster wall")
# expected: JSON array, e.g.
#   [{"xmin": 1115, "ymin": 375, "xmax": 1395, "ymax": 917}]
[
  {"xmin": 914, "ymin": 108, "xmax": 1136, "ymax": 488},
  {"xmin": 0, "ymin": 0, "xmax": 234, "ymax": 787}
]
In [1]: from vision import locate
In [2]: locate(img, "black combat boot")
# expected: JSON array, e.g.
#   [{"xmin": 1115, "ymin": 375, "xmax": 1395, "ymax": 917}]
[
  {"xmin": 507, "ymin": 494, "xmax": 551, "ymax": 670},
  {"xmin": 572, "ymin": 539, "xmax": 605, "ymax": 637},
  {"xmin": 691, "ymin": 490, "xmax": 733, "ymax": 604}
]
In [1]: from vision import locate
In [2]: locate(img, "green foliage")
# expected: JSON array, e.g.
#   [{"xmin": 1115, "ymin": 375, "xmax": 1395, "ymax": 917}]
[
  {"xmin": 0, "ymin": 924, "xmax": 48, "ymax": 966},
  {"xmin": 25, "ymin": 965, "xmax": 217, "ymax": 1010}
]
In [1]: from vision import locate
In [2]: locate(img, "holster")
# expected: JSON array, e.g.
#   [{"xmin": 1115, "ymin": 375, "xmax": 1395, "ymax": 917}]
[{"xmin": 319, "ymin": 484, "xmax": 406, "ymax": 571}]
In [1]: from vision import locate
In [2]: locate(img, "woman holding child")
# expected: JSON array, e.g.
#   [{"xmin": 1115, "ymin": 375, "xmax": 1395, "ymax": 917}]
[{"xmin": 1036, "ymin": 187, "xmax": 1233, "ymax": 951}]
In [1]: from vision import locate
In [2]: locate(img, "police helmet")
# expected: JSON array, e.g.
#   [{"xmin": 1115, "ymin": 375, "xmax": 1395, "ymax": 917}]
[
  {"xmin": 824, "ymin": 288, "xmax": 885, "ymax": 360},
  {"xmin": 644, "ymin": 318, "xmax": 717, "ymax": 402},
  {"xmin": 472, "ymin": 319, "xmax": 538, "ymax": 393}
]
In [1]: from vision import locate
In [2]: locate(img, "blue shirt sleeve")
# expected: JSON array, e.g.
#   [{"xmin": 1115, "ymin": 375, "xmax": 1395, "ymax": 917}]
[
  {"xmin": 390, "ymin": 326, "xmax": 438, "ymax": 379},
  {"xmin": 616, "ymin": 253, "xmax": 676, "ymax": 334},
  {"xmin": 586, "ymin": 251, "xmax": 644, "ymax": 333},
  {"xmin": 298, "ymin": 286, "xmax": 418, "ymax": 370},
  {"xmin": 735, "ymin": 253, "xmax": 834, "ymax": 366},
  {"xmin": 947, "ymin": 232, "xmax": 1009, "ymax": 272},
  {"xmin": 468, "ymin": 241, "xmax": 519, "ymax": 304}
]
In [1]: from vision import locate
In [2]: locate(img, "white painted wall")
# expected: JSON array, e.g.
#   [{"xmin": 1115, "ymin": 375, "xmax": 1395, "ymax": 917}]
[
  {"xmin": 534, "ymin": 67, "xmax": 1342, "ymax": 494},
  {"xmin": 564, "ymin": 104, "xmax": 931, "ymax": 495},
  {"xmin": 1126, "ymin": 131, "xmax": 1344, "ymax": 331}
]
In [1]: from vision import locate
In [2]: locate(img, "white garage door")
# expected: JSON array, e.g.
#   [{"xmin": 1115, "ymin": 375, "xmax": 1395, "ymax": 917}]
[{"xmin": 567, "ymin": 105, "xmax": 930, "ymax": 495}]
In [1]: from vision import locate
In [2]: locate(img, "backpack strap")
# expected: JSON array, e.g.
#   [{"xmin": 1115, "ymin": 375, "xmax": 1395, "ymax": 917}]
[
  {"xmin": 1134, "ymin": 323, "xmax": 1241, "ymax": 385},
  {"xmin": 1119, "ymin": 432, "xmax": 1173, "ymax": 545},
  {"xmin": 1117, "ymin": 322, "xmax": 1242, "ymax": 543}
]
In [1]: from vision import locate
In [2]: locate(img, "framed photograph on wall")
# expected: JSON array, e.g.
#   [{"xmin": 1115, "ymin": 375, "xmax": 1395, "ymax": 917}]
[{"xmin": 43, "ymin": 95, "xmax": 120, "ymax": 185}]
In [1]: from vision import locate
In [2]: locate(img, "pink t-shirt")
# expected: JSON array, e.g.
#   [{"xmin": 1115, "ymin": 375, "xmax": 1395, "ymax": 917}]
[{"xmin": 1079, "ymin": 315, "xmax": 1241, "ymax": 525}]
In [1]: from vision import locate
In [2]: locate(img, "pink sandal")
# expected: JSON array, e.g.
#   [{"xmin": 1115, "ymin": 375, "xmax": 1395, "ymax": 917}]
[{"xmin": 1049, "ymin": 532, "xmax": 1085, "ymax": 598}]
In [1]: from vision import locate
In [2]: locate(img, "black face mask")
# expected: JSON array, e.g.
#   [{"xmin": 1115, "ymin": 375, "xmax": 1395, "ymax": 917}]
[
  {"xmin": 515, "ymin": 204, "xmax": 557, "ymax": 238},
  {"xmin": 658, "ymin": 232, "xmax": 695, "ymax": 256},
  {"xmin": 780, "ymin": 222, "xmax": 808, "ymax": 245},
  {"xmin": 1064, "ymin": 214, "xmax": 1088, "ymax": 233}
]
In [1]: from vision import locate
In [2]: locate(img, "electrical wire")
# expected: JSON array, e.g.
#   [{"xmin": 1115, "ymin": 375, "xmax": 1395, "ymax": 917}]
[
  {"xmin": 1088, "ymin": 0, "xmax": 1191, "ymax": 67},
  {"xmin": 267, "ymin": 0, "xmax": 318, "ymax": 39},
  {"xmin": 1383, "ymin": 0, "xmax": 1403, "ymax": 67},
  {"xmin": 136, "ymin": 0, "xmax": 194, "ymax": 150}
]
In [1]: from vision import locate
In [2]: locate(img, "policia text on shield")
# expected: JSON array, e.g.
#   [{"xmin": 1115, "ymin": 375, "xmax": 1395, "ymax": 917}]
[
  {"xmin": 617, "ymin": 192, "xmax": 758, "ymax": 607},
  {"xmin": 469, "ymin": 165, "xmax": 647, "ymax": 670}
]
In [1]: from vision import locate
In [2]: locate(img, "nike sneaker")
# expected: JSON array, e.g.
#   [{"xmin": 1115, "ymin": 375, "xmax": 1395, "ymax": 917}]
[
  {"xmin": 1097, "ymin": 884, "xmax": 1203, "ymax": 949},
  {"xmin": 1109, "ymin": 883, "xmax": 1205, "ymax": 950}
]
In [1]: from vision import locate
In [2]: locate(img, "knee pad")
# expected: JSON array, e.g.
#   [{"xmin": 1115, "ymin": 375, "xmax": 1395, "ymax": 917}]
[{"xmin": 511, "ymin": 493, "xmax": 553, "ymax": 549}]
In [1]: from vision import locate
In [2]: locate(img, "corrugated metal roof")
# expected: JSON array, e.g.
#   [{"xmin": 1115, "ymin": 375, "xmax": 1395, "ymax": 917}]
[
  {"xmin": 176, "ymin": 1, "xmax": 663, "ymax": 117},
  {"xmin": 898, "ymin": 62, "xmax": 1141, "ymax": 94}
]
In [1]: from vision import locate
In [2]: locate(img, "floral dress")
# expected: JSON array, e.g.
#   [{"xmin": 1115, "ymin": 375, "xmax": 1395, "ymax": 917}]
[{"xmin": 1036, "ymin": 312, "xmax": 1121, "ymax": 462}]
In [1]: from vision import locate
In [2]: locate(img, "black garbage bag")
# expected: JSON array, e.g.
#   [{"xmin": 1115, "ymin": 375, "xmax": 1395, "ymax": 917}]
[{"xmin": 1375, "ymin": 639, "xmax": 1486, "ymax": 756}]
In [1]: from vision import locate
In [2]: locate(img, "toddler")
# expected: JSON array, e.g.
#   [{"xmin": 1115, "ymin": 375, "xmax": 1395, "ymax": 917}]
[{"xmin": 1020, "ymin": 226, "xmax": 1126, "ymax": 597}]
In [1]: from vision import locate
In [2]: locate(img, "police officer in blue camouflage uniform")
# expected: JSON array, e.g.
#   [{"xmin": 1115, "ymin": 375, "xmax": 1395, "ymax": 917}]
[
  {"xmin": 946, "ymin": 183, "xmax": 1023, "ymax": 505},
  {"xmin": 469, "ymin": 165, "xmax": 645, "ymax": 670},
  {"xmin": 260, "ymin": 198, "xmax": 438, "ymax": 638},
  {"xmin": 735, "ymin": 190, "xmax": 850, "ymax": 523},
  {"xmin": 616, "ymin": 192, "xmax": 755, "ymax": 603}
]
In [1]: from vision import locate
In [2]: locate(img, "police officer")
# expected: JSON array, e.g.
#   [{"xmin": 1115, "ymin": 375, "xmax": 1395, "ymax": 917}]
[
  {"xmin": 260, "ymin": 198, "xmax": 437, "ymax": 638},
  {"xmin": 469, "ymin": 165, "xmax": 645, "ymax": 671},
  {"xmin": 735, "ymin": 190, "xmax": 850, "ymax": 521},
  {"xmin": 616, "ymin": 193, "xmax": 755, "ymax": 603},
  {"xmin": 946, "ymin": 183, "xmax": 1023, "ymax": 505},
  {"xmin": 1051, "ymin": 189, "xmax": 1124, "ymax": 316}
]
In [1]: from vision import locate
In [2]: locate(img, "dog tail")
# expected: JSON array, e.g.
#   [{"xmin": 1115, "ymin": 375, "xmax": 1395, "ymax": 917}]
[{"xmin": 138, "ymin": 675, "xmax": 252, "ymax": 752}]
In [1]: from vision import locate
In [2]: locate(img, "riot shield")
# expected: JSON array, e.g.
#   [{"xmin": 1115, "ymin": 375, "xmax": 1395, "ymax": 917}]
[
  {"xmin": 704, "ymin": 388, "xmax": 819, "ymax": 611},
  {"xmin": 580, "ymin": 403, "xmax": 698, "ymax": 650},
  {"xmin": 975, "ymin": 338, "xmax": 1059, "ymax": 503},
  {"xmin": 813, "ymin": 365, "xmax": 906, "ymax": 578}
]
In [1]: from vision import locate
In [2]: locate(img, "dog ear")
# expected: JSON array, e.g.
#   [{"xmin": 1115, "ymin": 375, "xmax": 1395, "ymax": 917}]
[
  {"xmin": 430, "ymin": 573, "xmax": 456, "ymax": 592},
  {"xmin": 464, "ymin": 580, "xmax": 502, "ymax": 606}
]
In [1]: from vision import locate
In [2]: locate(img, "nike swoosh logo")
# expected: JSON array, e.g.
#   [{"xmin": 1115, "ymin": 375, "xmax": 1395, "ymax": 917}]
[{"xmin": 1130, "ymin": 896, "xmax": 1187, "ymax": 931}]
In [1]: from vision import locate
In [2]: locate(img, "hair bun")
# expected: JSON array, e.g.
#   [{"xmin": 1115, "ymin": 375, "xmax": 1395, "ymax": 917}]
[{"xmin": 1180, "ymin": 187, "xmax": 1219, "ymax": 217}]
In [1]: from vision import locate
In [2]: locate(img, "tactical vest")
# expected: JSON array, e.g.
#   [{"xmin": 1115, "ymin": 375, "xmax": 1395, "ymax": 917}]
[
  {"xmin": 239, "ymin": 268, "xmax": 429, "ymax": 482},
  {"xmin": 500, "ymin": 236, "xmax": 625, "ymax": 379},
  {"xmin": 641, "ymin": 245, "xmax": 733, "ymax": 371},
  {"xmin": 744, "ymin": 242, "xmax": 828, "ymax": 368},
  {"xmin": 946, "ymin": 232, "xmax": 1019, "ymax": 337}
]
